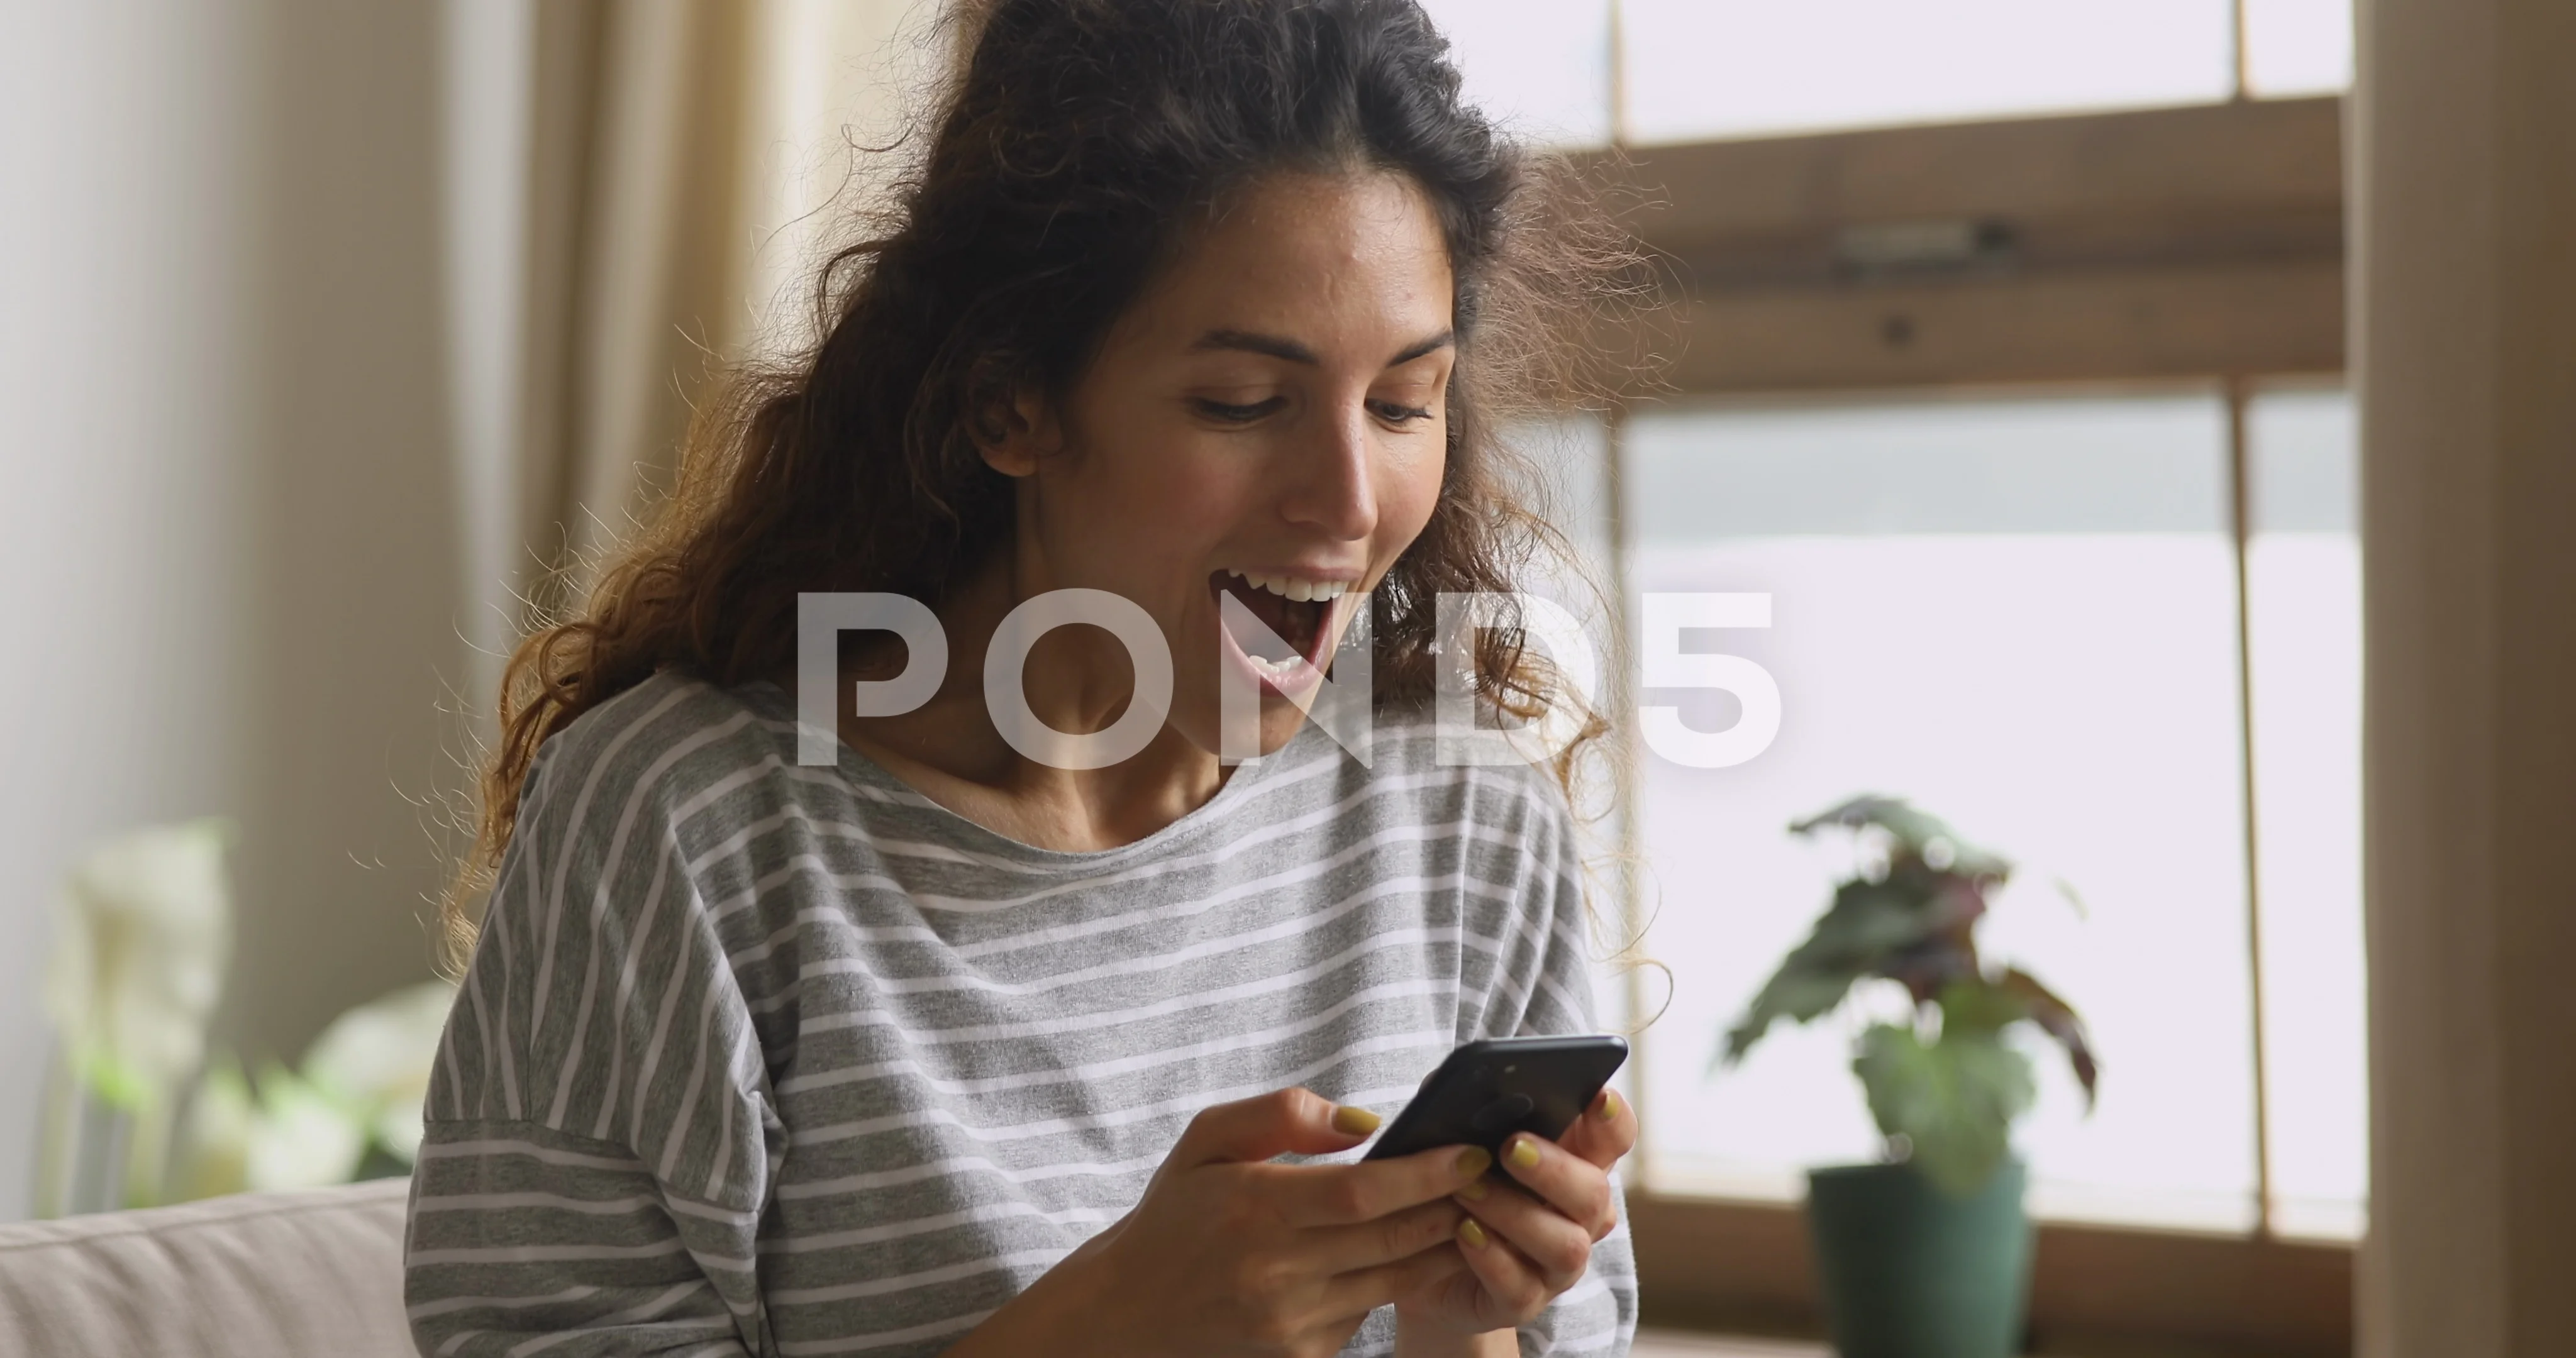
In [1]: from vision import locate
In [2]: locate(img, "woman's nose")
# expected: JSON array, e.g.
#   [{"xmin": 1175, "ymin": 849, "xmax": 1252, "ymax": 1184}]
[{"xmin": 1277, "ymin": 399, "xmax": 1382, "ymax": 541}]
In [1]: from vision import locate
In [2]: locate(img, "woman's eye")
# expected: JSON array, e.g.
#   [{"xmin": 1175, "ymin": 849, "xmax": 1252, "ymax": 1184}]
[
  {"xmin": 1192, "ymin": 396, "xmax": 1288, "ymax": 424},
  {"xmin": 1370, "ymin": 399, "xmax": 1436, "ymax": 425}
]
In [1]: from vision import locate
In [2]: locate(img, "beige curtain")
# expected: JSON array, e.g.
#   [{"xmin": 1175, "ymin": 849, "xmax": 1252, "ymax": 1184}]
[
  {"xmin": 506, "ymin": 0, "xmax": 930, "ymax": 619},
  {"xmin": 516, "ymin": 0, "xmax": 752, "ymax": 602}
]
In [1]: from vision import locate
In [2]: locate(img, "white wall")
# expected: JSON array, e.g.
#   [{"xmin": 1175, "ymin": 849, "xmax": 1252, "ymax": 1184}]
[
  {"xmin": 0, "ymin": 1, "xmax": 487, "ymax": 1218},
  {"xmin": 0, "ymin": 1, "xmax": 269, "ymax": 1220}
]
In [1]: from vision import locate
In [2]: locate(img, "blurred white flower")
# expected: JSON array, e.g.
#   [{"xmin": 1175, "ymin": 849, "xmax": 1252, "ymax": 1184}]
[
  {"xmin": 166, "ymin": 978, "xmax": 458, "ymax": 1203},
  {"xmin": 242, "ymin": 1063, "xmax": 367, "ymax": 1191},
  {"xmin": 39, "ymin": 822, "xmax": 465, "ymax": 1207},
  {"xmin": 40, "ymin": 820, "xmax": 233, "ymax": 1110},
  {"xmin": 302, "ymin": 978, "xmax": 458, "ymax": 1162},
  {"xmin": 173, "ymin": 1057, "xmax": 255, "ymax": 1201}
]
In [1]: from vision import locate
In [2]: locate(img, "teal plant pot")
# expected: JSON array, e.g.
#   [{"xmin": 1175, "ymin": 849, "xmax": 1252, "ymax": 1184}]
[{"xmin": 1804, "ymin": 1159, "xmax": 2032, "ymax": 1358}]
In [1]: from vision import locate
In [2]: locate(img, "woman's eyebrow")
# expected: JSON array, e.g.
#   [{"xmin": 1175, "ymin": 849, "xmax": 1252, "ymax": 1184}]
[
  {"xmin": 1189, "ymin": 328, "xmax": 1456, "ymax": 368},
  {"xmin": 1192, "ymin": 329, "xmax": 1319, "ymax": 364},
  {"xmin": 1386, "ymin": 329, "xmax": 1455, "ymax": 367}
]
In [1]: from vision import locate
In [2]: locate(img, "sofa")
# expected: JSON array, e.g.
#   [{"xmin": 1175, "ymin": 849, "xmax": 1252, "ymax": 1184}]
[
  {"xmin": 0, "ymin": 1179, "xmax": 414, "ymax": 1357},
  {"xmin": 0, "ymin": 1182, "xmax": 1759, "ymax": 1358}
]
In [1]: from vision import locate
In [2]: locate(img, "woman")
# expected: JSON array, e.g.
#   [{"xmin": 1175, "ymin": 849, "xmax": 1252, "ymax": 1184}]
[{"xmin": 406, "ymin": 1, "xmax": 1640, "ymax": 1354}]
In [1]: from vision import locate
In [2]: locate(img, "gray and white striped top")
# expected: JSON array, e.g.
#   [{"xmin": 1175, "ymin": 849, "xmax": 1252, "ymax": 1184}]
[{"xmin": 404, "ymin": 671, "xmax": 1638, "ymax": 1357}]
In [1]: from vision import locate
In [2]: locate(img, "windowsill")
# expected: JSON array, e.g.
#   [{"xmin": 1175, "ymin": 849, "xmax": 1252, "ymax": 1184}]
[
  {"xmin": 1635, "ymin": 1332, "xmax": 1825, "ymax": 1358},
  {"xmin": 1637, "ymin": 1330, "xmax": 2290, "ymax": 1358},
  {"xmin": 1628, "ymin": 1195, "xmax": 2351, "ymax": 1356}
]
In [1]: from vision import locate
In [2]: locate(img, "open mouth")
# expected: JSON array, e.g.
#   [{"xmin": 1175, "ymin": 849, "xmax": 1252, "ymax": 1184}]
[{"xmin": 1211, "ymin": 568, "xmax": 1347, "ymax": 690}]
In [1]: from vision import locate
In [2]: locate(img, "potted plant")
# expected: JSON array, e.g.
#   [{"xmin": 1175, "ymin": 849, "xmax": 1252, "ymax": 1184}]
[{"xmin": 1720, "ymin": 796, "xmax": 2097, "ymax": 1358}]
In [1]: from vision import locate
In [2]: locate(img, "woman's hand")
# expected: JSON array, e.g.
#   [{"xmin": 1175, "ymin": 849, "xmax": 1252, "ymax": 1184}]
[
  {"xmin": 950, "ymin": 1088, "xmax": 1491, "ymax": 1358},
  {"xmin": 1393, "ymin": 1087, "xmax": 1640, "ymax": 1345}
]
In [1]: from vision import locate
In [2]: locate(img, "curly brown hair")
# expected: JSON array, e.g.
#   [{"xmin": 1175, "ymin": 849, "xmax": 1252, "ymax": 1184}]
[{"xmin": 446, "ymin": 0, "xmax": 1647, "ymax": 964}]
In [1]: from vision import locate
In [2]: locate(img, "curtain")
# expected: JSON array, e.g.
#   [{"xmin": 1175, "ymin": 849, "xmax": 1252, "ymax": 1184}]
[
  {"xmin": 517, "ymin": 0, "xmax": 755, "ymax": 608},
  {"xmin": 505, "ymin": 0, "xmax": 930, "ymax": 622}
]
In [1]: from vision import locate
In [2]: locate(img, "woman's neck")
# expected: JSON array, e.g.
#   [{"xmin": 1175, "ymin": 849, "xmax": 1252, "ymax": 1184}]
[{"xmin": 835, "ymin": 552, "xmax": 1228, "ymax": 853}]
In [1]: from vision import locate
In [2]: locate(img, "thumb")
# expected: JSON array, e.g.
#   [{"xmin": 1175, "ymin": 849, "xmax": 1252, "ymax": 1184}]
[
  {"xmin": 1553, "ymin": 1086, "xmax": 1637, "ymax": 1170},
  {"xmin": 1170, "ymin": 1088, "xmax": 1382, "ymax": 1168}
]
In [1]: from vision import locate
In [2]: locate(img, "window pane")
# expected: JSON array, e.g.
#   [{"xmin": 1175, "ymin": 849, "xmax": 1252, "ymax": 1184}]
[
  {"xmin": 2246, "ymin": 387, "xmax": 2367, "ymax": 1240},
  {"xmin": 1621, "ymin": 0, "xmax": 2235, "ymax": 144},
  {"xmin": 2244, "ymin": 0, "xmax": 2354, "ymax": 97},
  {"xmin": 1418, "ymin": 0, "xmax": 1613, "ymax": 147},
  {"xmin": 1625, "ymin": 393, "xmax": 2262, "ymax": 1232}
]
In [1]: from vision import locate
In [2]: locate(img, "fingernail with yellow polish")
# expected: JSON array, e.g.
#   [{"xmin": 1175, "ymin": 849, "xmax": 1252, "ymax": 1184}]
[
  {"xmin": 1596, "ymin": 1090, "xmax": 1623, "ymax": 1122},
  {"xmin": 1508, "ymin": 1136, "xmax": 1542, "ymax": 1171},
  {"xmin": 1456, "ymin": 1176, "xmax": 1489, "ymax": 1201},
  {"xmin": 1454, "ymin": 1146, "xmax": 1493, "ymax": 1181},
  {"xmin": 1458, "ymin": 1218, "xmax": 1490, "ymax": 1250},
  {"xmin": 1331, "ymin": 1105, "xmax": 1382, "ymax": 1136}
]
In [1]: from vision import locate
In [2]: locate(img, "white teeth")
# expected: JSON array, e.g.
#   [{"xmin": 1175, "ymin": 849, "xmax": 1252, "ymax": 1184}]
[
  {"xmin": 1226, "ymin": 569, "xmax": 1349, "ymax": 603},
  {"xmin": 1243, "ymin": 653, "xmax": 1309, "ymax": 681}
]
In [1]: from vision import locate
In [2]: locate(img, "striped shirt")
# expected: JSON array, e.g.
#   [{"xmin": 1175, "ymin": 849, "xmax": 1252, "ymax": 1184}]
[{"xmin": 404, "ymin": 670, "xmax": 1638, "ymax": 1357}]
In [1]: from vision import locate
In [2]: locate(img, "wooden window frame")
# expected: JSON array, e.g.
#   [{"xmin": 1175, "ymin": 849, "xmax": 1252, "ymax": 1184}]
[
  {"xmin": 1626, "ymin": 1196, "xmax": 2351, "ymax": 1357},
  {"xmin": 1584, "ymin": 96, "xmax": 2355, "ymax": 1357},
  {"xmin": 1589, "ymin": 95, "xmax": 2344, "ymax": 394}
]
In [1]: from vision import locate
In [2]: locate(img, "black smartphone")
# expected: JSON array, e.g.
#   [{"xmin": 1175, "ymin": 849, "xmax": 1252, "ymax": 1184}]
[{"xmin": 1360, "ymin": 1035, "xmax": 1629, "ymax": 1161}]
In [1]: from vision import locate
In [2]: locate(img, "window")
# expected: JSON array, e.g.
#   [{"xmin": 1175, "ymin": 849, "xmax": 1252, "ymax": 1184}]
[
  {"xmin": 1623, "ymin": 0, "xmax": 2238, "ymax": 143},
  {"xmin": 1624, "ymin": 390, "xmax": 2264, "ymax": 1234},
  {"xmin": 2243, "ymin": 0, "xmax": 2357, "ymax": 97},
  {"xmin": 1433, "ymin": 1, "xmax": 2364, "ymax": 1350},
  {"xmin": 1415, "ymin": 0, "xmax": 1614, "ymax": 147},
  {"xmin": 1430, "ymin": 0, "xmax": 2355, "ymax": 146},
  {"xmin": 1608, "ymin": 385, "xmax": 2367, "ymax": 1242},
  {"xmin": 2244, "ymin": 386, "xmax": 2366, "ymax": 1241}
]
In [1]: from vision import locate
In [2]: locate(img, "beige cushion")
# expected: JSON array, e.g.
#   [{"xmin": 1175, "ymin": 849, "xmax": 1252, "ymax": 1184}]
[{"xmin": 0, "ymin": 1178, "xmax": 413, "ymax": 1358}]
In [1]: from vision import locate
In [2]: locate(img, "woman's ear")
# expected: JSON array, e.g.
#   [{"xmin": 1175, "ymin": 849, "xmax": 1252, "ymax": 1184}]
[{"xmin": 976, "ymin": 387, "xmax": 1061, "ymax": 479}]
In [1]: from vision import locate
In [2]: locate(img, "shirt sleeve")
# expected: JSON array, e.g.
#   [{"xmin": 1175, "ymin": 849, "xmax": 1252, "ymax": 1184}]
[
  {"xmin": 1476, "ymin": 777, "xmax": 1641, "ymax": 1358},
  {"xmin": 405, "ymin": 720, "xmax": 784, "ymax": 1358}
]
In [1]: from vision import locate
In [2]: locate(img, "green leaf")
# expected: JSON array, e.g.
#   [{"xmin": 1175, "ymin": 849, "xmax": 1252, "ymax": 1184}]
[
  {"xmin": 1790, "ymin": 796, "xmax": 2013, "ymax": 878},
  {"xmin": 1791, "ymin": 795, "xmax": 1947, "ymax": 846},
  {"xmin": 1811, "ymin": 878, "xmax": 1945, "ymax": 957},
  {"xmin": 1936, "ymin": 978, "xmax": 2029, "ymax": 1039},
  {"xmin": 1998, "ymin": 967, "xmax": 2099, "ymax": 1108},
  {"xmin": 74, "ymin": 1049, "xmax": 156, "ymax": 1112},
  {"xmin": 1720, "ymin": 969, "xmax": 1855, "ymax": 1063},
  {"xmin": 1720, "ymin": 880, "xmax": 1929, "ymax": 1064},
  {"xmin": 1853, "ymin": 1023, "xmax": 2035, "ymax": 1196}
]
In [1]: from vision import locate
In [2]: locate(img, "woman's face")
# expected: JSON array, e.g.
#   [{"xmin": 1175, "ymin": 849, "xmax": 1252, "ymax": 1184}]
[{"xmin": 985, "ymin": 169, "xmax": 1455, "ymax": 758}]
